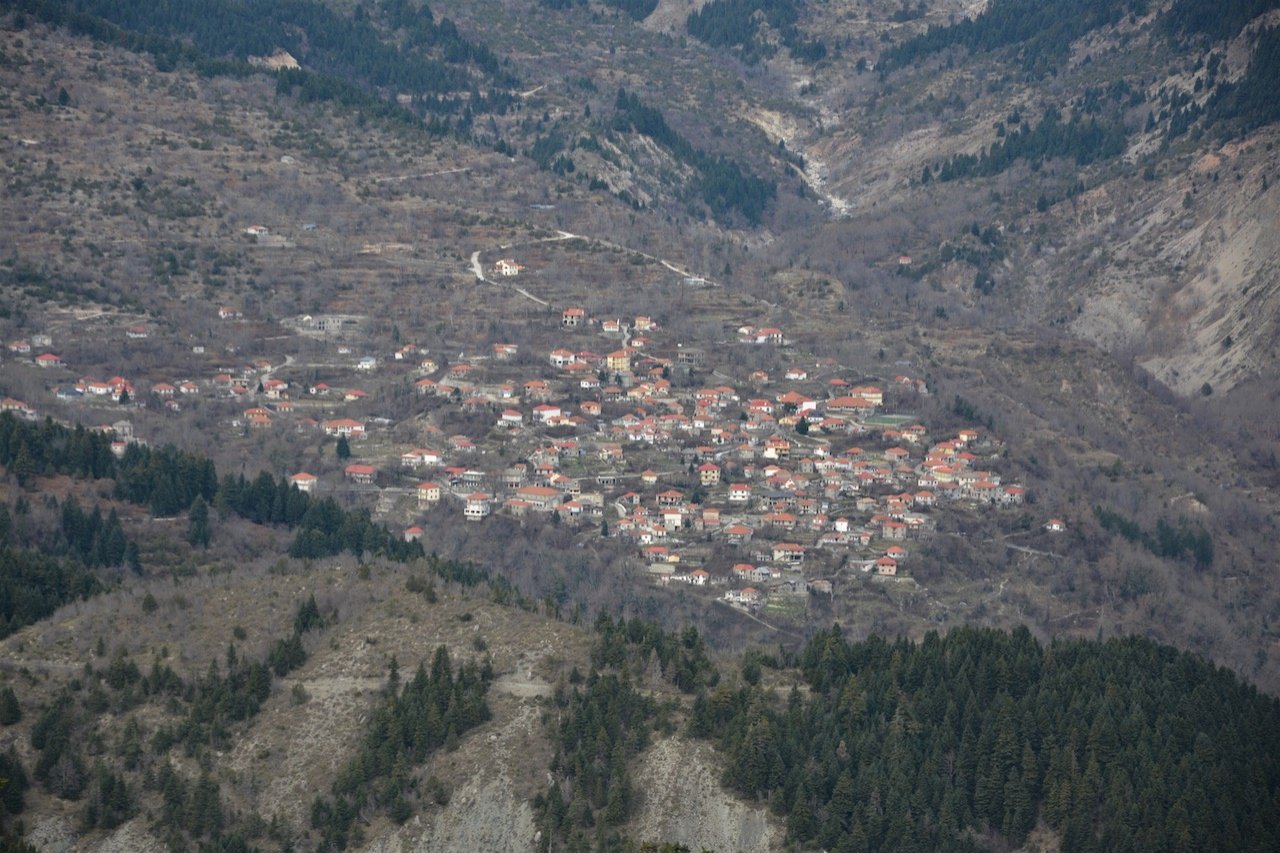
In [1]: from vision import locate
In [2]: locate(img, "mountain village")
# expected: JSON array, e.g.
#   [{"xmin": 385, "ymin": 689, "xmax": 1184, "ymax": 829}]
[{"xmin": 3, "ymin": 251, "xmax": 1046, "ymax": 621}]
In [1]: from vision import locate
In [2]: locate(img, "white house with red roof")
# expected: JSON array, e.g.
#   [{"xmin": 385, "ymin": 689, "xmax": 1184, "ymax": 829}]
[
  {"xmin": 289, "ymin": 472, "xmax": 317, "ymax": 493},
  {"xmin": 772, "ymin": 542, "xmax": 805, "ymax": 564},
  {"xmin": 464, "ymin": 492, "xmax": 492, "ymax": 521},
  {"xmin": 344, "ymin": 464, "xmax": 377, "ymax": 485},
  {"xmin": 322, "ymin": 418, "xmax": 365, "ymax": 438}
]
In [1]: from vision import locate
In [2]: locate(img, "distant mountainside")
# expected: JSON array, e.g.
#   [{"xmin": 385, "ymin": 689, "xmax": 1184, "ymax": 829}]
[
  {"xmin": 777, "ymin": 0, "xmax": 1280, "ymax": 398},
  {"xmin": 2, "ymin": 1, "xmax": 1280, "ymax": 849}
]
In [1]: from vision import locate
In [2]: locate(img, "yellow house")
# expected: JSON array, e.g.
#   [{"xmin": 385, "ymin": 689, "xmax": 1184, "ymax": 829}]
[
  {"xmin": 606, "ymin": 349, "xmax": 631, "ymax": 373},
  {"xmin": 417, "ymin": 481, "xmax": 443, "ymax": 505}
]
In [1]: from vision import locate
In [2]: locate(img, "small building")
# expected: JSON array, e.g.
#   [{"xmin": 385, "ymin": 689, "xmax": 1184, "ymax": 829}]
[
  {"xmin": 417, "ymin": 482, "xmax": 443, "ymax": 505},
  {"xmin": 606, "ymin": 349, "xmax": 631, "ymax": 373},
  {"xmin": 515, "ymin": 485, "xmax": 561, "ymax": 512},
  {"xmin": 494, "ymin": 259, "xmax": 523, "ymax": 276},
  {"xmin": 402, "ymin": 448, "xmax": 442, "ymax": 468},
  {"xmin": 549, "ymin": 349, "xmax": 577, "ymax": 368},
  {"xmin": 344, "ymin": 464, "xmax": 377, "ymax": 485},
  {"xmin": 533, "ymin": 404, "xmax": 562, "ymax": 424},
  {"xmin": 322, "ymin": 418, "xmax": 365, "ymax": 439},
  {"xmin": 657, "ymin": 489, "xmax": 685, "ymax": 508},
  {"xmin": 773, "ymin": 542, "xmax": 805, "ymax": 564},
  {"xmin": 288, "ymin": 472, "xmax": 317, "ymax": 493},
  {"xmin": 464, "ymin": 492, "xmax": 492, "ymax": 521}
]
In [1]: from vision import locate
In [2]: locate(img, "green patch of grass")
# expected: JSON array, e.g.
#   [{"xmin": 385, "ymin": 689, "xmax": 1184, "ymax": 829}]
[{"xmin": 761, "ymin": 594, "xmax": 807, "ymax": 620}]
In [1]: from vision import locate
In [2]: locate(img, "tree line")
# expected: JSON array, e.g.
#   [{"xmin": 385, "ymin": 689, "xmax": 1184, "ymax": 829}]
[
  {"xmin": 0, "ymin": 413, "xmax": 424, "ymax": 564},
  {"xmin": 686, "ymin": 0, "xmax": 826, "ymax": 64},
  {"xmin": 13, "ymin": 0, "xmax": 516, "ymax": 141},
  {"xmin": 1163, "ymin": 0, "xmax": 1280, "ymax": 42},
  {"xmin": 689, "ymin": 625, "xmax": 1280, "ymax": 850},
  {"xmin": 0, "ymin": 487, "xmax": 147, "ymax": 638},
  {"xmin": 535, "ymin": 614, "xmax": 718, "ymax": 850},
  {"xmin": 16, "ymin": 596, "xmax": 328, "ymax": 847},
  {"xmin": 612, "ymin": 88, "xmax": 776, "ymax": 225},
  {"xmin": 930, "ymin": 108, "xmax": 1127, "ymax": 182},
  {"xmin": 0, "ymin": 506, "xmax": 105, "ymax": 638},
  {"xmin": 26, "ymin": 0, "xmax": 513, "ymax": 94},
  {"xmin": 1094, "ymin": 505, "xmax": 1214, "ymax": 568},
  {"xmin": 879, "ymin": 0, "xmax": 1147, "ymax": 75},
  {"xmin": 1202, "ymin": 27, "xmax": 1280, "ymax": 137},
  {"xmin": 311, "ymin": 645, "xmax": 493, "ymax": 849}
]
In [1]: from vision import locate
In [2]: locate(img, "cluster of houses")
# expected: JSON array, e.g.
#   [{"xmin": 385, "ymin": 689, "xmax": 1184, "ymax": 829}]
[
  {"xmin": 4, "ymin": 259, "xmax": 1050, "ymax": 617},
  {"xmin": 246, "ymin": 300, "xmax": 1034, "ymax": 613}
]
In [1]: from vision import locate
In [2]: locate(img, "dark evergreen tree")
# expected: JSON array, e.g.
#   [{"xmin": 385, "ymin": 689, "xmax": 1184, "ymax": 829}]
[{"xmin": 0, "ymin": 687, "xmax": 20, "ymax": 725}]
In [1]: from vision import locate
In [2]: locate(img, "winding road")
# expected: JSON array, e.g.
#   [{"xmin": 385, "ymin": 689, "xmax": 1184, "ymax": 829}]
[{"xmin": 469, "ymin": 229, "xmax": 720, "ymax": 307}]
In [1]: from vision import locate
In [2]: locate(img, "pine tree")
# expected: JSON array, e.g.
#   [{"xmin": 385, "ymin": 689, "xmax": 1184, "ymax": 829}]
[
  {"xmin": 0, "ymin": 687, "xmax": 20, "ymax": 725},
  {"xmin": 12, "ymin": 443, "xmax": 35, "ymax": 487},
  {"xmin": 187, "ymin": 496, "xmax": 210, "ymax": 548}
]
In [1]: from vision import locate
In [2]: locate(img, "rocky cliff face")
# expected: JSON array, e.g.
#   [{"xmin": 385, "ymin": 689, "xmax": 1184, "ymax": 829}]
[
  {"xmin": 365, "ymin": 696, "xmax": 544, "ymax": 853},
  {"xmin": 630, "ymin": 738, "xmax": 781, "ymax": 852},
  {"xmin": 773, "ymin": 3, "xmax": 1280, "ymax": 399}
]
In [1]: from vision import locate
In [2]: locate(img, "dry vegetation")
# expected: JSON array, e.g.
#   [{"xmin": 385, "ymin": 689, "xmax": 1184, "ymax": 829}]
[{"xmin": 1, "ymin": 0, "xmax": 1279, "ymax": 847}]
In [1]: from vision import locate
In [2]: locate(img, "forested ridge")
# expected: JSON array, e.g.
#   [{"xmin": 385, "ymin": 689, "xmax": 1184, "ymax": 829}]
[
  {"xmin": 688, "ymin": 626, "xmax": 1280, "ymax": 851},
  {"xmin": 0, "ymin": 541, "xmax": 530, "ymax": 849},
  {"xmin": 0, "ymin": 419, "xmax": 137, "ymax": 635},
  {"xmin": 311, "ymin": 646, "xmax": 493, "ymax": 849},
  {"xmin": 686, "ymin": 0, "xmax": 826, "ymax": 64},
  {"xmin": 612, "ymin": 89, "xmax": 776, "ymax": 225},
  {"xmin": 1163, "ymin": 0, "xmax": 1280, "ymax": 41},
  {"xmin": 0, "ymin": 412, "xmax": 423, "ymax": 568},
  {"xmin": 13, "ymin": 596, "xmax": 329, "ymax": 848},
  {"xmin": 15, "ymin": 0, "xmax": 512, "ymax": 91},
  {"xmin": 931, "ymin": 108, "xmax": 1128, "ymax": 182},
  {"xmin": 880, "ymin": 0, "xmax": 1148, "ymax": 75},
  {"xmin": 0, "ymin": 492, "xmax": 144, "ymax": 637},
  {"xmin": 10, "ymin": 0, "xmax": 516, "ymax": 129},
  {"xmin": 883, "ymin": 0, "xmax": 1280, "ymax": 174},
  {"xmin": 1203, "ymin": 26, "xmax": 1280, "ymax": 135},
  {"xmin": 535, "ymin": 615, "xmax": 717, "ymax": 850}
]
